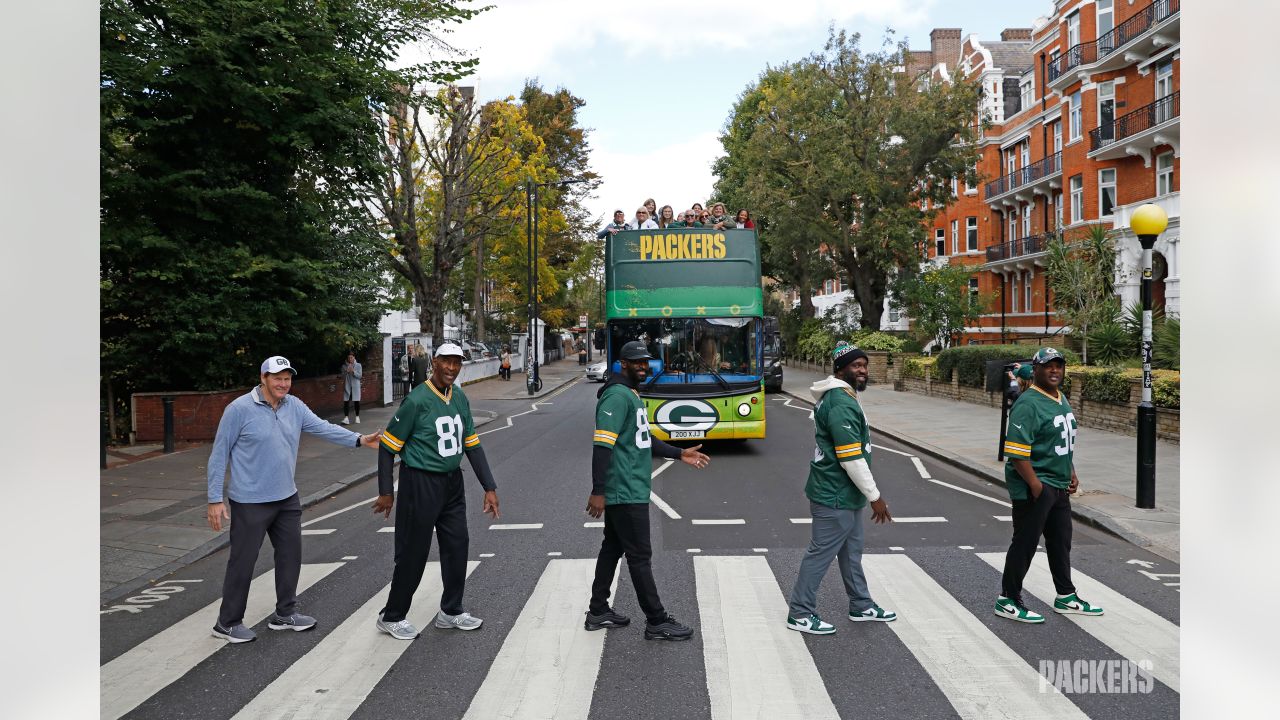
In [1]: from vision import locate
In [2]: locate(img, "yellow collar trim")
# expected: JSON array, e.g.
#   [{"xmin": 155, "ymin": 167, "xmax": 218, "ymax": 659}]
[
  {"xmin": 426, "ymin": 377, "xmax": 453, "ymax": 404},
  {"xmin": 1031, "ymin": 384, "xmax": 1063, "ymax": 403}
]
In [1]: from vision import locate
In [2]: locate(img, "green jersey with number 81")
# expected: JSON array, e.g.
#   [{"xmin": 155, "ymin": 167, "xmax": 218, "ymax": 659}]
[
  {"xmin": 381, "ymin": 380, "xmax": 479, "ymax": 473},
  {"xmin": 1003, "ymin": 385, "xmax": 1076, "ymax": 500},
  {"xmin": 593, "ymin": 383, "xmax": 653, "ymax": 505}
]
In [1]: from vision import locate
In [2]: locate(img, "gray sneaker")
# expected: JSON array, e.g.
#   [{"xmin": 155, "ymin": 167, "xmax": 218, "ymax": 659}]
[
  {"xmin": 268, "ymin": 612, "xmax": 317, "ymax": 631},
  {"xmin": 211, "ymin": 623, "xmax": 257, "ymax": 643},
  {"xmin": 434, "ymin": 610, "xmax": 483, "ymax": 631},
  {"xmin": 376, "ymin": 614, "xmax": 419, "ymax": 640}
]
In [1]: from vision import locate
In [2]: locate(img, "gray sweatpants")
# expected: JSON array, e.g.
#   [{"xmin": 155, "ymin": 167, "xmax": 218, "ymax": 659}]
[
  {"xmin": 217, "ymin": 493, "xmax": 302, "ymax": 627},
  {"xmin": 788, "ymin": 500, "xmax": 873, "ymax": 618}
]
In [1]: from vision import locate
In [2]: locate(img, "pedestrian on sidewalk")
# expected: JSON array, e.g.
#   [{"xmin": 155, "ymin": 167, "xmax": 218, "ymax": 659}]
[
  {"xmin": 499, "ymin": 345, "xmax": 512, "ymax": 381},
  {"xmin": 342, "ymin": 352, "xmax": 362, "ymax": 424},
  {"xmin": 786, "ymin": 343, "xmax": 897, "ymax": 636},
  {"xmin": 584, "ymin": 340, "xmax": 710, "ymax": 641},
  {"xmin": 577, "ymin": 338, "xmax": 587, "ymax": 365},
  {"xmin": 371, "ymin": 342, "xmax": 501, "ymax": 640},
  {"xmin": 207, "ymin": 355, "xmax": 382, "ymax": 644},
  {"xmin": 406, "ymin": 344, "xmax": 431, "ymax": 401},
  {"xmin": 996, "ymin": 347, "xmax": 1104, "ymax": 624}
]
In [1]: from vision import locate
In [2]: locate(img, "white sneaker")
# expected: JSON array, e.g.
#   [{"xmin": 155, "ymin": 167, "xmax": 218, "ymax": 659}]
[
  {"xmin": 434, "ymin": 610, "xmax": 483, "ymax": 630},
  {"xmin": 341, "ymin": 417, "xmax": 351, "ymax": 425},
  {"xmin": 376, "ymin": 614, "xmax": 419, "ymax": 640},
  {"xmin": 355, "ymin": 416, "xmax": 361, "ymax": 424}
]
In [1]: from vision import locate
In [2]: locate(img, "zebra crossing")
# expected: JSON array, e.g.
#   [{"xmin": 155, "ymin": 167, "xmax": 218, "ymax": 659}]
[{"xmin": 102, "ymin": 550, "xmax": 1179, "ymax": 720}]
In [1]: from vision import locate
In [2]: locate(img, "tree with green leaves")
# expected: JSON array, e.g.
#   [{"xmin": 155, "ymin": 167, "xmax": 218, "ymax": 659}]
[
  {"xmin": 1044, "ymin": 224, "xmax": 1119, "ymax": 365},
  {"xmin": 100, "ymin": 0, "xmax": 483, "ymax": 427},
  {"xmin": 713, "ymin": 29, "xmax": 981, "ymax": 328},
  {"xmin": 890, "ymin": 263, "xmax": 981, "ymax": 350}
]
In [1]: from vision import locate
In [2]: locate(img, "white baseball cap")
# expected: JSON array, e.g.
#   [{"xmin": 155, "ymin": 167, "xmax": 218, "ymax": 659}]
[
  {"xmin": 435, "ymin": 342, "xmax": 465, "ymax": 358},
  {"xmin": 260, "ymin": 356, "xmax": 297, "ymax": 374}
]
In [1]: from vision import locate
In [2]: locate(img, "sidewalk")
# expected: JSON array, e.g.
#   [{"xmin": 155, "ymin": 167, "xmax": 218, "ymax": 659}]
[
  {"xmin": 99, "ymin": 358, "xmax": 585, "ymax": 604},
  {"xmin": 779, "ymin": 363, "xmax": 1180, "ymax": 563}
]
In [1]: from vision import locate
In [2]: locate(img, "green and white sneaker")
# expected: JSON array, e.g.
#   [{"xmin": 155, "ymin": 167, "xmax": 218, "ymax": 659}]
[
  {"xmin": 994, "ymin": 596, "xmax": 1045, "ymax": 624},
  {"xmin": 850, "ymin": 605, "xmax": 897, "ymax": 622},
  {"xmin": 1054, "ymin": 593, "xmax": 1104, "ymax": 616},
  {"xmin": 786, "ymin": 614, "xmax": 836, "ymax": 635}
]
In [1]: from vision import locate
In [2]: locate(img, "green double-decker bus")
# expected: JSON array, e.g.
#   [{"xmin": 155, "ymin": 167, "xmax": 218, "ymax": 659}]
[{"xmin": 604, "ymin": 227, "xmax": 766, "ymax": 440}]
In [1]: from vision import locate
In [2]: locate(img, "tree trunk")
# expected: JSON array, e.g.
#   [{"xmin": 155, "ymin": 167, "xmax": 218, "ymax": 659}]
[
  {"xmin": 849, "ymin": 264, "xmax": 886, "ymax": 330},
  {"xmin": 799, "ymin": 289, "xmax": 816, "ymax": 318},
  {"xmin": 473, "ymin": 236, "xmax": 486, "ymax": 340}
]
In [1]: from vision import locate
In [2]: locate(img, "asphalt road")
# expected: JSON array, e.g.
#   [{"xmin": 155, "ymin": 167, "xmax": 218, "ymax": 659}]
[{"xmin": 101, "ymin": 378, "xmax": 1181, "ymax": 720}]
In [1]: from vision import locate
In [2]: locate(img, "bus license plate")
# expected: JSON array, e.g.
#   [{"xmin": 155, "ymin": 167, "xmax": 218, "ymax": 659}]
[{"xmin": 669, "ymin": 430, "xmax": 706, "ymax": 439}]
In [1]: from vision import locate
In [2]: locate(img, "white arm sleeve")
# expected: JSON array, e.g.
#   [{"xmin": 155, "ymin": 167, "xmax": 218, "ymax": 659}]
[{"xmin": 839, "ymin": 457, "xmax": 880, "ymax": 503}]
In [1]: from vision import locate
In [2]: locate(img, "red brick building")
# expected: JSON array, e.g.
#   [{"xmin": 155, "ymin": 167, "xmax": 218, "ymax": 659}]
[{"xmin": 917, "ymin": 0, "xmax": 1180, "ymax": 345}]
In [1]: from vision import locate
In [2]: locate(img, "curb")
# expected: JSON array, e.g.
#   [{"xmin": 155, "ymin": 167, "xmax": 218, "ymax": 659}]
[
  {"xmin": 100, "ymin": 382, "xmax": 573, "ymax": 606},
  {"xmin": 778, "ymin": 388, "xmax": 1151, "ymax": 552}
]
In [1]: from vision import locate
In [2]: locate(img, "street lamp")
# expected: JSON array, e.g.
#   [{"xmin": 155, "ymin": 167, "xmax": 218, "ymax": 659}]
[
  {"xmin": 1129, "ymin": 202, "xmax": 1168, "ymax": 509},
  {"xmin": 526, "ymin": 177, "xmax": 589, "ymax": 395}
]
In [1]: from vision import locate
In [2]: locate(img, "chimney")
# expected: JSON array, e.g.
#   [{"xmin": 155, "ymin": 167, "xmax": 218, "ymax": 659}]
[
  {"xmin": 1000, "ymin": 28, "xmax": 1032, "ymax": 41},
  {"xmin": 929, "ymin": 28, "xmax": 963, "ymax": 67}
]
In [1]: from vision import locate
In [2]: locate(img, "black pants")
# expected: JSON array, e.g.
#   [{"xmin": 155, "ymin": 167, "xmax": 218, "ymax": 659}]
[
  {"xmin": 1001, "ymin": 485, "xmax": 1076, "ymax": 600},
  {"xmin": 590, "ymin": 503, "xmax": 666, "ymax": 624},
  {"xmin": 344, "ymin": 400, "xmax": 361, "ymax": 417},
  {"xmin": 218, "ymin": 493, "xmax": 302, "ymax": 627},
  {"xmin": 380, "ymin": 466, "xmax": 469, "ymax": 622},
  {"xmin": 578, "ymin": 354, "xmax": 587, "ymax": 365},
  {"xmin": 499, "ymin": 365, "xmax": 510, "ymax": 380}
]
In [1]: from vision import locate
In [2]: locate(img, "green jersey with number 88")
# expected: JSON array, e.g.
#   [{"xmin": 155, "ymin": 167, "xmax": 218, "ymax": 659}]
[
  {"xmin": 593, "ymin": 383, "xmax": 653, "ymax": 505},
  {"xmin": 1003, "ymin": 385, "xmax": 1076, "ymax": 500},
  {"xmin": 381, "ymin": 381, "xmax": 479, "ymax": 473}
]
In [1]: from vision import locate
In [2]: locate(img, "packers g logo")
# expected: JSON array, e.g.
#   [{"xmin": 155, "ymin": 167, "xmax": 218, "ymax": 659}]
[{"xmin": 654, "ymin": 399, "xmax": 718, "ymax": 432}]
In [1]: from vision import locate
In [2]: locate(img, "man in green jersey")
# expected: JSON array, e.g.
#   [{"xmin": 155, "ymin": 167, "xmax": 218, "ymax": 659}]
[
  {"xmin": 996, "ymin": 347, "xmax": 1104, "ymax": 624},
  {"xmin": 585, "ymin": 340, "xmax": 710, "ymax": 641},
  {"xmin": 786, "ymin": 343, "xmax": 896, "ymax": 635},
  {"xmin": 371, "ymin": 343, "xmax": 501, "ymax": 640}
]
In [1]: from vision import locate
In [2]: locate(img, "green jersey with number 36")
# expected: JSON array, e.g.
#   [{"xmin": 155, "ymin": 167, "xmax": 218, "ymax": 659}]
[
  {"xmin": 380, "ymin": 380, "xmax": 479, "ymax": 473},
  {"xmin": 1003, "ymin": 385, "xmax": 1076, "ymax": 500},
  {"xmin": 593, "ymin": 383, "xmax": 653, "ymax": 505}
]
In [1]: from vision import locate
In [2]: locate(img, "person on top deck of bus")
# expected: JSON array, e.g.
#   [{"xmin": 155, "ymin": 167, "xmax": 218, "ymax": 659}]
[
  {"xmin": 628, "ymin": 207, "xmax": 658, "ymax": 230},
  {"xmin": 736, "ymin": 209, "xmax": 756, "ymax": 229},
  {"xmin": 666, "ymin": 210, "xmax": 702, "ymax": 229},
  {"xmin": 691, "ymin": 202, "xmax": 704, "ymax": 215},
  {"xmin": 657, "ymin": 205, "xmax": 675, "ymax": 229},
  {"xmin": 705, "ymin": 202, "xmax": 737, "ymax": 230},
  {"xmin": 643, "ymin": 198, "xmax": 658, "ymax": 220},
  {"xmin": 597, "ymin": 210, "xmax": 628, "ymax": 239}
]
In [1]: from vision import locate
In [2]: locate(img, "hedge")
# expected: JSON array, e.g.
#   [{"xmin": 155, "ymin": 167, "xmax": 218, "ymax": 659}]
[
  {"xmin": 934, "ymin": 345, "xmax": 1081, "ymax": 388},
  {"xmin": 1080, "ymin": 368, "xmax": 1130, "ymax": 404},
  {"xmin": 901, "ymin": 356, "xmax": 936, "ymax": 380},
  {"xmin": 1068, "ymin": 367, "xmax": 1181, "ymax": 409}
]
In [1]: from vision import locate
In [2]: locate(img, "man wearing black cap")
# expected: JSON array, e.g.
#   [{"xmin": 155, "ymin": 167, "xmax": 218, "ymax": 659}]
[
  {"xmin": 785, "ymin": 343, "xmax": 896, "ymax": 635},
  {"xmin": 585, "ymin": 340, "xmax": 711, "ymax": 641},
  {"xmin": 996, "ymin": 347, "xmax": 1103, "ymax": 624},
  {"xmin": 206, "ymin": 356, "xmax": 383, "ymax": 643}
]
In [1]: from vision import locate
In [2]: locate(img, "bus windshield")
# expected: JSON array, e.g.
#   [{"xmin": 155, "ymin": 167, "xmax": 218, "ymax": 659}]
[{"xmin": 608, "ymin": 317, "xmax": 760, "ymax": 384}]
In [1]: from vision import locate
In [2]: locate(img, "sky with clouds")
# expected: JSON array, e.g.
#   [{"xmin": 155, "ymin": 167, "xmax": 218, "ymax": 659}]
[{"xmin": 402, "ymin": 0, "xmax": 1054, "ymax": 226}]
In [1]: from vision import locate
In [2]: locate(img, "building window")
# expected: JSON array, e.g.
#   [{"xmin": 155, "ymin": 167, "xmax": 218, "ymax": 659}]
[
  {"xmin": 1069, "ymin": 91, "xmax": 1082, "ymax": 141},
  {"xmin": 936, "ymin": 228, "xmax": 946, "ymax": 256},
  {"xmin": 1020, "ymin": 141, "xmax": 1030, "ymax": 170},
  {"xmin": 1006, "ymin": 148, "xmax": 1017, "ymax": 176},
  {"xmin": 1008, "ymin": 210, "xmax": 1018, "ymax": 242},
  {"xmin": 1070, "ymin": 175, "xmax": 1084, "ymax": 223},
  {"xmin": 1156, "ymin": 61, "xmax": 1174, "ymax": 123},
  {"xmin": 968, "ymin": 277, "xmax": 980, "ymax": 306},
  {"xmin": 1099, "ymin": 168, "xmax": 1117, "ymax": 217},
  {"xmin": 1024, "ymin": 269, "xmax": 1034, "ymax": 311},
  {"xmin": 1067, "ymin": 11, "xmax": 1080, "ymax": 48},
  {"xmin": 1097, "ymin": 0, "xmax": 1115, "ymax": 50},
  {"xmin": 1053, "ymin": 191, "xmax": 1064, "ymax": 229},
  {"xmin": 1022, "ymin": 202, "xmax": 1032, "ymax": 237},
  {"xmin": 951, "ymin": 219, "xmax": 959, "ymax": 255},
  {"xmin": 1020, "ymin": 75, "xmax": 1034, "ymax": 111},
  {"xmin": 1012, "ymin": 273, "xmax": 1020, "ymax": 313},
  {"xmin": 966, "ymin": 217, "xmax": 978, "ymax": 252},
  {"xmin": 824, "ymin": 279, "xmax": 834, "ymax": 295},
  {"xmin": 951, "ymin": 176, "xmax": 958, "ymax": 198},
  {"xmin": 1052, "ymin": 121, "xmax": 1062, "ymax": 154},
  {"xmin": 888, "ymin": 307, "xmax": 900, "ymax": 323},
  {"xmin": 1098, "ymin": 81, "xmax": 1115, "ymax": 144},
  {"xmin": 1157, "ymin": 152, "xmax": 1175, "ymax": 196}
]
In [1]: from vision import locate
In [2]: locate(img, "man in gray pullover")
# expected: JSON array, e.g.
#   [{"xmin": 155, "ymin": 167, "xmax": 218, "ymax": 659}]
[{"xmin": 206, "ymin": 355, "xmax": 381, "ymax": 643}]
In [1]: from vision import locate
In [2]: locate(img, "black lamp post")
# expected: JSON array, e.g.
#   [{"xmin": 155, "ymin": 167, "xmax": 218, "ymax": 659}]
[
  {"xmin": 1129, "ymin": 203, "xmax": 1169, "ymax": 509},
  {"xmin": 526, "ymin": 177, "xmax": 588, "ymax": 394}
]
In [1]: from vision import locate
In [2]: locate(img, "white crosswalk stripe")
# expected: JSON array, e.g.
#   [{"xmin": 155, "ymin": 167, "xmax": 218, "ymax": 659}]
[
  {"xmin": 104, "ymin": 552, "xmax": 1179, "ymax": 719},
  {"xmin": 233, "ymin": 562, "xmax": 479, "ymax": 720},
  {"xmin": 695, "ymin": 555, "xmax": 840, "ymax": 720},
  {"xmin": 101, "ymin": 562, "xmax": 344, "ymax": 720},
  {"xmin": 862, "ymin": 554, "xmax": 1089, "ymax": 719},
  {"xmin": 977, "ymin": 552, "xmax": 1181, "ymax": 692},
  {"xmin": 462, "ymin": 559, "xmax": 615, "ymax": 720}
]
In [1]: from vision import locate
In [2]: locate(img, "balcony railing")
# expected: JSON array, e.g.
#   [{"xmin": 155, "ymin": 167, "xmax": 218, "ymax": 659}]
[
  {"xmin": 985, "ymin": 233, "xmax": 1049, "ymax": 262},
  {"xmin": 1048, "ymin": 0, "xmax": 1180, "ymax": 82},
  {"xmin": 1089, "ymin": 92, "xmax": 1179, "ymax": 152},
  {"xmin": 984, "ymin": 152, "xmax": 1062, "ymax": 201}
]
